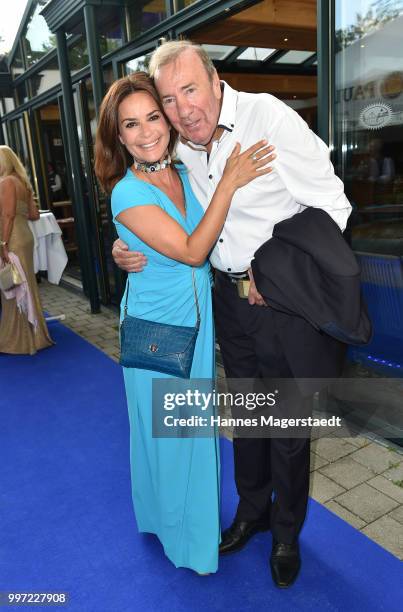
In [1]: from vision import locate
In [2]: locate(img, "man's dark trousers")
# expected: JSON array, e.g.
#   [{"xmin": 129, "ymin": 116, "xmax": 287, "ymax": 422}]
[{"xmin": 213, "ymin": 270, "xmax": 346, "ymax": 545}]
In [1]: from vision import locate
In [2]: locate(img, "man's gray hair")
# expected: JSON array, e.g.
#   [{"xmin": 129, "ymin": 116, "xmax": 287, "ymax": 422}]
[{"xmin": 149, "ymin": 40, "xmax": 216, "ymax": 81}]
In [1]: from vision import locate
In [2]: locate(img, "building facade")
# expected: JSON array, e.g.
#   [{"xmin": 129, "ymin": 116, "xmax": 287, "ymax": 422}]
[{"xmin": 1, "ymin": 0, "xmax": 403, "ymax": 439}]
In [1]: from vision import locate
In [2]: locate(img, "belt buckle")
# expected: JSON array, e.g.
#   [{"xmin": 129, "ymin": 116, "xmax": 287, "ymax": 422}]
[{"xmin": 237, "ymin": 279, "xmax": 250, "ymax": 299}]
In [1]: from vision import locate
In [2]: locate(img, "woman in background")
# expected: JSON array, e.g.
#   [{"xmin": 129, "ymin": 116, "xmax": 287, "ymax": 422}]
[{"xmin": 0, "ymin": 146, "xmax": 53, "ymax": 354}]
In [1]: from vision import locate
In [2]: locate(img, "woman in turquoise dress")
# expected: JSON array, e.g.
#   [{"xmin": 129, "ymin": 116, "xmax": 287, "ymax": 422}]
[{"xmin": 95, "ymin": 72, "xmax": 273, "ymax": 574}]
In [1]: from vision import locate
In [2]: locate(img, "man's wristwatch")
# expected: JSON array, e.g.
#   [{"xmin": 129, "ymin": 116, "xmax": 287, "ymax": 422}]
[{"xmin": 0, "ymin": 240, "xmax": 8, "ymax": 246}]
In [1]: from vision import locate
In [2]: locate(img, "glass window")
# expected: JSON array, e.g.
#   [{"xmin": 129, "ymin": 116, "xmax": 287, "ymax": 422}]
[
  {"xmin": 9, "ymin": 117, "xmax": 33, "ymax": 184},
  {"xmin": 236, "ymin": 48, "xmax": 277, "ymax": 62},
  {"xmin": 23, "ymin": 0, "xmax": 55, "ymax": 68},
  {"xmin": 333, "ymin": 0, "xmax": 403, "ymax": 426},
  {"xmin": 98, "ymin": 8, "xmax": 124, "ymax": 56},
  {"xmin": 334, "ymin": 0, "xmax": 403, "ymax": 244},
  {"xmin": 126, "ymin": 1, "xmax": 166, "ymax": 39},
  {"xmin": 18, "ymin": 116, "xmax": 33, "ymax": 184},
  {"xmin": 174, "ymin": 0, "xmax": 201, "ymax": 10},
  {"xmin": 6, "ymin": 123, "xmax": 15, "ymax": 150},
  {"xmin": 28, "ymin": 55, "xmax": 60, "ymax": 97},
  {"xmin": 201, "ymin": 45, "xmax": 237, "ymax": 61},
  {"xmin": 2, "ymin": 123, "xmax": 10, "ymax": 146},
  {"xmin": 10, "ymin": 43, "xmax": 24, "ymax": 78},
  {"xmin": 84, "ymin": 79, "xmax": 118, "ymax": 299},
  {"xmin": 3, "ymin": 98, "xmax": 15, "ymax": 113},
  {"xmin": 9, "ymin": 121, "xmax": 21, "ymax": 158},
  {"xmin": 103, "ymin": 64, "xmax": 115, "ymax": 90},
  {"xmin": 275, "ymin": 50, "xmax": 316, "ymax": 64},
  {"xmin": 15, "ymin": 81, "xmax": 28, "ymax": 105},
  {"xmin": 69, "ymin": 38, "xmax": 89, "ymax": 75},
  {"xmin": 124, "ymin": 53, "xmax": 152, "ymax": 75}
]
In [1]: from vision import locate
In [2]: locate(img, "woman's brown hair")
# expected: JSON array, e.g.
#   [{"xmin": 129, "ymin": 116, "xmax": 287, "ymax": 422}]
[{"xmin": 95, "ymin": 71, "xmax": 178, "ymax": 194}]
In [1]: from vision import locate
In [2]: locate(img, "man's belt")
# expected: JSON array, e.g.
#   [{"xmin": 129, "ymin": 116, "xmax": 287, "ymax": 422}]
[
  {"xmin": 217, "ymin": 270, "xmax": 250, "ymax": 298},
  {"xmin": 219, "ymin": 270, "xmax": 249, "ymax": 280}
]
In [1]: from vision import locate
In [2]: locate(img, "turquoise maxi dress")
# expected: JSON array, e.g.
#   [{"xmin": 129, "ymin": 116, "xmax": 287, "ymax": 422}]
[{"xmin": 111, "ymin": 166, "xmax": 220, "ymax": 574}]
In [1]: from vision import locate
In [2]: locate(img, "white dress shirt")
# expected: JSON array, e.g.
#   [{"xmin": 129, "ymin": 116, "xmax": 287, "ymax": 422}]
[{"xmin": 177, "ymin": 82, "xmax": 352, "ymax": 273}]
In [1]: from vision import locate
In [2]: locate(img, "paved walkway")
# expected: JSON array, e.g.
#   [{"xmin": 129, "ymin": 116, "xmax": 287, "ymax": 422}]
[{"xmin": 39, "ymin": 280, "xmax": 403, "ymax": 560}]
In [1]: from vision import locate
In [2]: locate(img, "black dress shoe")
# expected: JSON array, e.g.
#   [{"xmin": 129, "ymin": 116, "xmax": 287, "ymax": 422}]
[
  {"xmin": 270, "ymin": 540, "xmax": 301, "ymax": 588},
  {"xmin": 219, "ymin": 518, "xmax": 270, "ymax": 555}
]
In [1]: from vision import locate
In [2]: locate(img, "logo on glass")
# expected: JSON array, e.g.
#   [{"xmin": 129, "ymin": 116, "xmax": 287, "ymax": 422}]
[{"xmin": 359, "ymin": 103, "xmax": 392, "ymax": 130}]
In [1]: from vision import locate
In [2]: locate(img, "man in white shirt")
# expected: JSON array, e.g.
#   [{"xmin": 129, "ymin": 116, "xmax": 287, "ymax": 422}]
[{"xmin": 112, "ymin": 40, "xmax": 352, "ymax": 587}]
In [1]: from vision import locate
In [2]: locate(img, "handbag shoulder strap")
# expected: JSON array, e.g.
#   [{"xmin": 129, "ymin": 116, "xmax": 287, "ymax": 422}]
[
  {"xmin": 192, "ymin": 268, "xmax": 201, "ymax": 331},
  {"xmin": 124, "ymin": 268, "xmax": 200, "ymax": 330}
]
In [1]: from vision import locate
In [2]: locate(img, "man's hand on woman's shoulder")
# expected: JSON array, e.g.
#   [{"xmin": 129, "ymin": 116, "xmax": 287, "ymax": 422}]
[{"xmin": 112, "ymin": 238, "xmax": 147, "ymax": 272}]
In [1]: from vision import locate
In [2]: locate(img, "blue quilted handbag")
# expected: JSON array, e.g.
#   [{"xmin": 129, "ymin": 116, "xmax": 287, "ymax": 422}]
[{"xmin": 119, "ymin": 269, "xmax": 200, "ymax": 378}]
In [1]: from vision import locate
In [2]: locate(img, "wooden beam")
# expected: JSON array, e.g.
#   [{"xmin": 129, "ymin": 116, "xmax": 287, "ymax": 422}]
[
  {"xmin": 229, "ymin": 0, "xmax": 316, "ymax": 28},
  {"xmin": 190, "ymin": 0, "xmax": 317, "ymax": 51},
  {"xmin": 191, "ymin": 23, "xmax": 316, "ymax": 50},
  {"xmin": 219, "ymin": 72, "xmax": 317, "ymax": 97}
]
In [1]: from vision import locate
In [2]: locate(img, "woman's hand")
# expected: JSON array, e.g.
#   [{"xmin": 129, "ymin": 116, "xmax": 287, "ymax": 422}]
[
  {"xmin": 0, "ymin": 245, "xmax": 10, "ymax": 264},
  {"xmin": 220, "ymin": 140, "xmax": 276, "ymax": 193},
  {"xmin": 112, "ymin": 238, "xmax": 147, "ymax": 272}
]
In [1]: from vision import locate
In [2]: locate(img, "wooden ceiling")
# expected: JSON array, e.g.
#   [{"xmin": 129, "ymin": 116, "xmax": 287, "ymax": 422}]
[
  {"xmin": 220, "ymin": 73, "xmax": 317, "ymax": 98},
  {"xmin": 40, "ymin": 105, "xmax": 60, "ymax": 121},
  {"xmin": 191, "ymin": 0, "xmax": 317, "ymax": 50}
]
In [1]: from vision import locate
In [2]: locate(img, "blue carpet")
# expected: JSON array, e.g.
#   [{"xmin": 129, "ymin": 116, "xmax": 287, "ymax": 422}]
[{"xmin": 0, "ymin": 321, "xmax": 402, "ymax": 612}]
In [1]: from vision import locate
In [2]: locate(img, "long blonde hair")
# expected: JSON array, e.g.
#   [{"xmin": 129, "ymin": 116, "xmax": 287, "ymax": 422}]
[{"xmin": 0, "ymin": 146, "xmax": 33, "ymax": 193}]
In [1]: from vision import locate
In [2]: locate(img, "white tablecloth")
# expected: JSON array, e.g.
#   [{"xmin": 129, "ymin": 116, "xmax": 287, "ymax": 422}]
[{"xmin": 28, "ymin": 212, "xmax": 68, "ymax": 285}]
